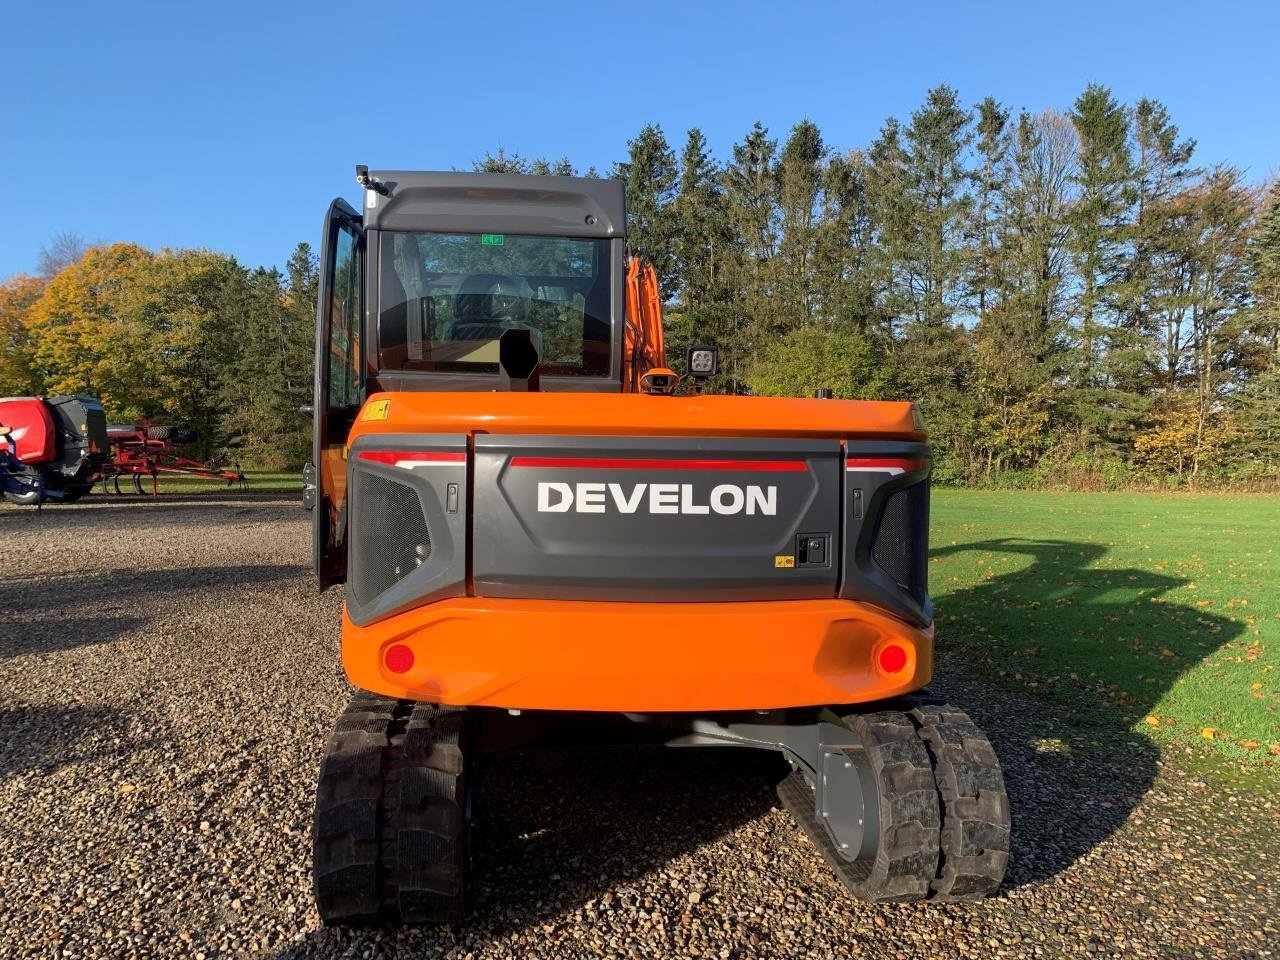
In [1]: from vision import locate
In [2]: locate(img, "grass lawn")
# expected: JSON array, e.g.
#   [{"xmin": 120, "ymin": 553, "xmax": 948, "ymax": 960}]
[
  {"xmin": 122, "ymin": 469, "xmax": 303, "ymax": 495},
  {"xmin": 931, "ymin": 489, "xmax": 1279, "ymax": 778}
]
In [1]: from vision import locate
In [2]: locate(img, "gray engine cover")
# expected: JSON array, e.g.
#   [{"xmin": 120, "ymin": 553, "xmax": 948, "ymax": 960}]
[{"xmin": 472, "ymin": 435, "xmax": 842, "ymax": 601}]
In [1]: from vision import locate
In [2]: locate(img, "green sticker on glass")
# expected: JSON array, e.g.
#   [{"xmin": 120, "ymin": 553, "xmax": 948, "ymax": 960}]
[{"xmin": 480, "ymin": 234, "xmax": 505, "ymax": 246}]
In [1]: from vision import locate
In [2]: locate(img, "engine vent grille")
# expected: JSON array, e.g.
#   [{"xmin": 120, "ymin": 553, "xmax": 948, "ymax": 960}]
[
  {"xmin": 351, "ymin": 470, "xmax": 431, "ymax": 605},
  {"xmin": 870, "ymin": 482, "xmax": 928, "ymax": 605}
]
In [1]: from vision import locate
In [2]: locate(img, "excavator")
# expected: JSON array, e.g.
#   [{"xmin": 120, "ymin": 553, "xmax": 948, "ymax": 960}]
[{"xmin": 304, "ymin": 168, "xmax": 1010, "ymax": 924}]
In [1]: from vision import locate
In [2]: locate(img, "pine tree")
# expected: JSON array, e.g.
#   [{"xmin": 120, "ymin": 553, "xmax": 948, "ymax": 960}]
[
  {"xmin": 672, "ymin": 128, "xmax": 732, "ymax": 352},
  {"xmin": 1067, "ymin": 83, "xmax": 1133, "ymax": 388},
  {"xmin": 473, "ymin": 147, "xmax": 529, "ymax": 174},
  {"xmin": 721, "ymin": 122, "xmax": 779, "ymax": 385},
  {"xmin": 812, "ymin": 151, "xmax": 878, "ymax": 333},
  {"xmin": 903, "ymin": 85, "xmax": 973, "ymax": 329},
  {"xmin": 615, "ymin": 123, "xmax": 679, "ymax": 300},
  {"xmin": 1122, "ymin": 98, "xmax": 1197, "ymax": 353},
  {"xmin": 864, "ymin": 117, "xmax": 915, "ymax": 334},
  {"xmin": 775, "ymin": 120, "xmax": 825, "ymax": 328},
  {"xmin": 969, "ymin": 97, "xmax": 1011, "ymax": 317}
]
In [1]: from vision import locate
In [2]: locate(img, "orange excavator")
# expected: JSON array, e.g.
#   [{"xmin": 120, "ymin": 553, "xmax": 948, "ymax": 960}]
[{"xmin": 304, "ymin": 168, "xmax": 1010, "ymax": 925}]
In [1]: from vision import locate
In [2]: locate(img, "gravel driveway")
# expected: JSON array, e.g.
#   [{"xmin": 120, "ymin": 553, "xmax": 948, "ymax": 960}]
[{"xmin": 1, "ymin": 497, "xmax": 1276, "ymax": 959}]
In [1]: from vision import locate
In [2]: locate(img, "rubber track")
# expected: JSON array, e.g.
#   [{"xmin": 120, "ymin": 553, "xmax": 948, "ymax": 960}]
[
  {"xmin": 908, "ymin": 704, "xmax": 1010, "ymax": 900},
  {"xmin": 779, "ymin": 710, "xmax": 941, "ymax": 902},
  {"xmin": 312, "ymin": 693, "xmax": 467, "ymax": 925}
]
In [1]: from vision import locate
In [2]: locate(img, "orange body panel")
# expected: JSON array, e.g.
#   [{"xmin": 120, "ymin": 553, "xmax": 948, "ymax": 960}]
[
  {"xmin": 341, "ymin": 390, "xmax": 928, "ymax": 713},
  {"xmin": 347, "ymin": 391, "xmax": 925, "ymax": 443},
  {"xmin": 343, "ymin": 597, "xmax": 933, "ymax": 712}
]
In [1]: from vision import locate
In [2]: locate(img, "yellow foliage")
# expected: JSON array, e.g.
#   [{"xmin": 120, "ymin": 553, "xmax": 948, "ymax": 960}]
[
  {"xmin": 1134, "ymin": 390, "xmax": 1241, "ymax": 475},
  {"xmin": 23, "ymin": 243, "xmax": 237, "ymax": 423},
  {"xmin": 0, "ymin": 274, "xmax": 45, "ymax": 395}
]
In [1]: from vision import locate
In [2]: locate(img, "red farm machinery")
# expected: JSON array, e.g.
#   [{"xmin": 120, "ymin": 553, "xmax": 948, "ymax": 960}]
[{"xmin": 0, "ymin": 395, "xmax": 247, "ymax": 505}]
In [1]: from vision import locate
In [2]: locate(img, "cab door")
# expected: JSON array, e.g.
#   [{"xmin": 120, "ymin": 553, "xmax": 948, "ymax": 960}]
[{"xmin": 311, "ymin": 198, "xmax": 364, "ymax": 589}]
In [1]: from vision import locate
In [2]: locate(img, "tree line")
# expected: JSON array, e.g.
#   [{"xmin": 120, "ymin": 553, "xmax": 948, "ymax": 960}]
[
  {"xmin": 593, "ymin": 85, "xmax": 1279, "ymax": 486},
  {"xmin": 3, "ymin": 82, "xmax": 1278, "ymax": 484},
  {"xmin": 0, "ymin": 239, "xmax": 317, "ymax": 467}
]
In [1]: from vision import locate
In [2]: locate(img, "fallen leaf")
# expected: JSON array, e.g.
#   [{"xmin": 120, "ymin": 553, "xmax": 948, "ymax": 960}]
[
  {"xmin": 1144, "ymin": 716, "xmax": 1160, "ymax": 727},
  {"xmin": 1201, "ymin": 727, "xmax": 1218, "ymax": 740},
  {"xmin": 1238, "ymin": 740, "xmax": 1260, "ymax": 750},
  {"xmin": 1161, "ymin": 648, "xmax": 1177, "ymax": 658},
  {"xmin": 1269, "ymin": 744, "xmax": 1280, "ymax": 757}
]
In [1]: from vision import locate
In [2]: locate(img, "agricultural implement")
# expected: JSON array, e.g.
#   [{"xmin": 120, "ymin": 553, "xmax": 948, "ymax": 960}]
[
  {"xmin": 0, "ymin": 396, "xmax": 247, "ymax": 505},
  {"xmin": 0, "ymin": 395, "xmax": 108, "ymax": 505},
  {"xmin": 304, "ymin": 169, "xmax": 1011, "ymax": 925},
  {"xmin": 99, "ymin": 423, "xmax": 248, "ymax": 495}
]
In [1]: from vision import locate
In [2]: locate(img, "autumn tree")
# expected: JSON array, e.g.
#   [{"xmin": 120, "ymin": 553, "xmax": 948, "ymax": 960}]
[{"xmin": 0, "ymin": 275, "xmax": 45, "ymax": 396}]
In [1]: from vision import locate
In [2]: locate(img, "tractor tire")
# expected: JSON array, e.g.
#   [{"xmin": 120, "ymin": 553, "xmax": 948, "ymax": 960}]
[
  {"xmin": 907, "ymin": 704, "xmax": 1010, "ymax": 900},
  {"xmin": 172, "ymin": 427, "xmax": 198, "ymax": 445},
  {"xmin": 313, "ymin": 692, "xmax": 469, "ymax": 926},
  {"xmin": 146, "ymin": 425, "xmax": 173, "ymax": 441},
  {"xmin": 778, "ymin": 710, "xmax": 941, "ymax": 902}
]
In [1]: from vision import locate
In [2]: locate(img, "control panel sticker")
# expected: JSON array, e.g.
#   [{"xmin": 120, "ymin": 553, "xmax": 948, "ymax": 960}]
[{"xmin": 775, "ymin": 555, "xmax": 796, "ymax": 568}]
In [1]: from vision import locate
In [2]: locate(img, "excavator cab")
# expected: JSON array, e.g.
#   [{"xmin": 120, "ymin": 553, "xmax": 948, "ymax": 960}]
[
  {"xmin": 305, "ymin": 168, "xmax": 1010, "ymax": 926},
  {"xmin": 308, "ymin": 172, "xmax": 656, "ymax": 588}
]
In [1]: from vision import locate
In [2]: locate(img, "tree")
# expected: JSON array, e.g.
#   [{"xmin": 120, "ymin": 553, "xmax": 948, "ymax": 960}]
[
  {"xmin": 812, "ymin": 151, "xmax": 879, "ymax": 333},
  {"xmin": 774, "ymin": 120, "xmax": 825, "ymax": 329},
  {"xmin": 746, "ymin": 325, "xmax": 887, "ymax": 400},
  {"xmin": 968, "ymin": 97, "xmax": 1011, "ymax": 317},
  {"xmin": 24, "ymin": 243, "xmax": 241, "ymax": 448},
  {"xmin": 614, "ymin": 124, "xmax": 679, "ymax": 300},
  {"xmin": 0, "ymin": 275, "xmax": 45, "ymax": 396},
  {"xmin": 672, "ymin": 128, "xmax": 733, "ymax": 356},
  {"xmin": 721, "ymin": 122, "xmax": 780, "ymax": 386},
  {"xmin": 1067, "ymin": 84, "xmax": 1133, "ymax": 388},
  {"xmin": 1001, "ymin": 110, "xmax": 1076, "ymax": 360},
  {"xmin": 1120, "ymin": 98, "xmax": 1197, "ymax": 354},
  {"xmin": 37, "ymin": 231, "xmax": 88, "ymax": 279},
  {"xmin": 902, "ymin": 84, "xmax": 973, "ymax": 330},
  {"xmin": 474, "ymin": 147, "xmax": 529, "ymax": 174}
]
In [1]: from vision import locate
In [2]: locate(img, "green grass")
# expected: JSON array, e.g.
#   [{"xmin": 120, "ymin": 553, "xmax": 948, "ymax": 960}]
[
  {"xmin": 931, "ymin": 489, "xmax": 1280, "ymax": 778},
  {"xmin": 121, "ymin": 469, "xmax": 302, "ymax": 495}
]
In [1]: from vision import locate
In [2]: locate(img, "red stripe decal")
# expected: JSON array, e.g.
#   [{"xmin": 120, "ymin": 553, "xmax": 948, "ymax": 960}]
[
  {"xmin": 845, "ymin": 457, "xmax": 928, "ymax": 471},
  {"xmin": 509, "ymin": 456, "xmax": 808, "ymax": 472},
  {"xmin": 358, "ymin": 451, "xmax": 466, "ymax": 464}
]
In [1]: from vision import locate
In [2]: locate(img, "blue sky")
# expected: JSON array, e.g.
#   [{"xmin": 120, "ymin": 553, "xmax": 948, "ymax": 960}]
[{"xmin": 2, "ymin": 0, "xmax": 1276, "ymax": 279}]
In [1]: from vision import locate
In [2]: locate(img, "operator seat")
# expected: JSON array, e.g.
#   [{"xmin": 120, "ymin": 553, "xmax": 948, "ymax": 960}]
[{"xmin": 446, "ymin": 273, "xmax": 534, "ymax": 342}]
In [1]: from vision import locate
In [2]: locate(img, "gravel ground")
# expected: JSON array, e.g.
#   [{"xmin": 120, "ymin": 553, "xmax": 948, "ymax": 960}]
[{"xmin": 1, "ymin": 496, "xmax": 1276, "ymax": 960}]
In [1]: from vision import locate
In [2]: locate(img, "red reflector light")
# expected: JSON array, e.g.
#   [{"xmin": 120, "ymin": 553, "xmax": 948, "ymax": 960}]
[
  {"xmin": 878, "ymin": 644, "xmax": 908, "ymax": 674},
  {"xmin": 359, "ymin": 450, "xmax": 465, "ymax": 466},
  {"xmin": 384, "ymin": 644, "xmax": 414, "ymax": 674}
]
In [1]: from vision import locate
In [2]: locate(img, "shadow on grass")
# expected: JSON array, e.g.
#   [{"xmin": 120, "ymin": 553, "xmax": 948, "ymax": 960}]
[{"xmin": 931, "ymin": 537, "xmax": 1244, "ymax": 890}]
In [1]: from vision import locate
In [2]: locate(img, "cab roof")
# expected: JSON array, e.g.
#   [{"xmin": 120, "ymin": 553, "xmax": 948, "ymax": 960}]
[{"xmin": 359, "ymin": 170, "xmax": 626, "ymax": 239}]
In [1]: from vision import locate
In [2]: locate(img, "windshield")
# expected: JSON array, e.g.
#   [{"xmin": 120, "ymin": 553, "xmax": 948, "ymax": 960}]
[{"xmin": 378, "ymin": 231, "xmax": 612, "ymax": 376}]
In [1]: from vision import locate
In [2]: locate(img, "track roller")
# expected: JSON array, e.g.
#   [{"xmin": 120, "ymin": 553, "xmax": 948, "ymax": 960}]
[
  {"xmin": 313, "ymin": 691, "xmax": 471, "ymax": 925},
  {"xmin": 776, "ymin": 701, "xmax": 1009, "ymax": 902}
]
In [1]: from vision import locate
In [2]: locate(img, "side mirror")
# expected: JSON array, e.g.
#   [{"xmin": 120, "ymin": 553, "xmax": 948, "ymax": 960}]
[{"xmin": 686, "ymin": 344, "xmax": 718, "ymax": 382}]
